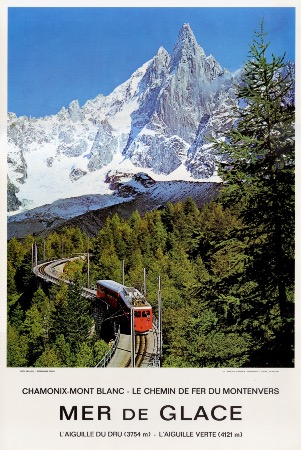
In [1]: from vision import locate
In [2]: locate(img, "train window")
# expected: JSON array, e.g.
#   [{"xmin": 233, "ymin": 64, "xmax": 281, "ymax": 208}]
[
  {"xmin": 134, "ymin": 311, "xmax": 141, "ymax": 317},
  {"xmin": 142, "ymin": 311, "xmax": 149, "ymax": 317},
  {"xmin": 97, "ymin": 285, "xmax": 106, "ymax": 298}
]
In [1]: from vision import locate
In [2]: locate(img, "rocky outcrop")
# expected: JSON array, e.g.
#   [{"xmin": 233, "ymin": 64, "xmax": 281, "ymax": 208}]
[
  {"xmin": 123, "ymin": 23, "xmax": 238, "ymax": 174},
  {"xmin": 7, "ymin": 177, "xmax": 22, "ymax": 212},
  {"xmin": 7, "ymin": 23, "xmax": 293, "ymax": 214},
  {"xmin": 7, "ymin": 23, "xmax": 239, "ymax": 213},
  {"xmin": 87, "ymin": 120, "xmax": 118, "ymax": 171},
  {"xmin": 68, "ymin": 100, "xmax": 85, "ymax": 122},
  {"xmin": 69, "ymin": 168, "xmax": 87, "ymax": 182}
]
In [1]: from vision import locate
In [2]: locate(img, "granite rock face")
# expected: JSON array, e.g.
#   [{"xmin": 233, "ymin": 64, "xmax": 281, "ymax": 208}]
[
  {"xmin": 7, "ymin": 23, "xmax": 293, "ymax": 213},
  {"xmin": 124, "ymin": 24, "xmax": 239, "ymax": 174}
]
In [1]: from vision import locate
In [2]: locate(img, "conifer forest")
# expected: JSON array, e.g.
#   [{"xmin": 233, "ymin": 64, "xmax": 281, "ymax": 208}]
[{"xmin": 7, "ymin": 25, "xmax": 294, "ymax": 368}]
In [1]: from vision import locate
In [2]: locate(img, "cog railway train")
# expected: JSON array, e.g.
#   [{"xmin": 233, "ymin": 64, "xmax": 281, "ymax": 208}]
[{"xmin": 96, "ymin": 280, "xmax": 152, "ymax": 334}]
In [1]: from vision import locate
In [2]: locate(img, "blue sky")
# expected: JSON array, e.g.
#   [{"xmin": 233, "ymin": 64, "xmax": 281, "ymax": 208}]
[{"xmin": 8, "ymin": 7, "xmax": 295, "ymax": 118}]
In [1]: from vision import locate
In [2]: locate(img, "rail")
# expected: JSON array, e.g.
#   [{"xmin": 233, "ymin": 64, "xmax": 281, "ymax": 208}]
[
  {"xmin": 32, "ymin": 258, "xmax": 69, "ymax": 285},
  {"xmin": 149, "ymin": 317, "xmax": 161, "ymax": 367},
  {"xmin": 32, "ymin": 258, "xmax": 159, "ymax": 368},
  {"xmin": 95, "ymin": 326, "xmax": 121, "ymax": 368},
  {"xmin": 33, "ymin": 259, "xmax": 108, "ymax": 307}
]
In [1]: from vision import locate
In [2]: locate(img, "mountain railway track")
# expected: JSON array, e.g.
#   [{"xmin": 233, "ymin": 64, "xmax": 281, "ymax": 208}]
[
  {"xmin": 124, "ymin": 334, "xmax": 147, "ymax": 368},
  {"xmin": 32, "ymin": 258, "xmax": 158, "ymax": 368}
]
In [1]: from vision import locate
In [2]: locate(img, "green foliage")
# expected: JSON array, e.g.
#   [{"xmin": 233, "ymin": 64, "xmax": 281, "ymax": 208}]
[
  {"xmin": 53, "ymin": 334, "xmax": 73, "ymax": 367},
  {"xmin": 7, "ymin": 324, "xmax": 28, "ymax": 367},
  {"xmin": 7, "ymin": 25, "xmax": 294, "ymax": 368},
  {"xmin": 74, "ymin": 342, "xmax": 95, "ymax": 367},
  {"xmin": 7, "ymin": 236, "xmax": 108, "ymax": 367},
  {"xmin": 7, "ymin": 260, "xmax": 17, "ymax": 296},
  {"xmin": 34, "ymin": 347, "xmax": 62, "ymax": 367},
  {"xmin": 93, "ymin": 339, "xmax": 110, "ymax": 363},
  {"xmin": 63, "ymin": 258, "xmax": 85, "ymax": 283},
  {"xmin": 208, "ymin": 22, "xmax": 295, "ymax": 365},
  {"xmin": 50, "ymin": 280, "xmax": 93, "ymax": 352},
  {"xmin": 7, "ymin": 237, "xmax": 28, "ymax": 269}
]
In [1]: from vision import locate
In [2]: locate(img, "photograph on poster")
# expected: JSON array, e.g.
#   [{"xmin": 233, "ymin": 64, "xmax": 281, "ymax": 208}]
[{"xmin": 7, "ymin": 6, "xmax": 295, "ymax": 370}]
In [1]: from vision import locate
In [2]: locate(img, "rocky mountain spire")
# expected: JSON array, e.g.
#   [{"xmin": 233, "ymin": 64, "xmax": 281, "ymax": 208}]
[
  {"xmin": 170, "ymin": 23, "xmax": 205, "ymax": 72},
  {"xmin": 7, "ymin": 23, "xmax": 244, "ymax": 212}
]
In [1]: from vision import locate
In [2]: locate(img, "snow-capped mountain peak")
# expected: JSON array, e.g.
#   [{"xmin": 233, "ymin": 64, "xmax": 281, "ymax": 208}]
[
  {"xmin": 8, "ymin": 23, "xmax": 240, "ymax": 214},
  {"xmin": 170, "ymin": 22, "xmax": 206, "ymax": 71}
]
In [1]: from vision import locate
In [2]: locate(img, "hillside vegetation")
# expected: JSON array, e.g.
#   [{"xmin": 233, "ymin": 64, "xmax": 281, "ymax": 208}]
[{"xmin": 7, "ymin": 24, "xmax": 294, "ymax": 368}]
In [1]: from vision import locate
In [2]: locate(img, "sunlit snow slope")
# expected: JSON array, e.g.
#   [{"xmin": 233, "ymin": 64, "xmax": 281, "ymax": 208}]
[{"xmin": 8, "ymin": 23, "xmax": 239, "ymax": 214}]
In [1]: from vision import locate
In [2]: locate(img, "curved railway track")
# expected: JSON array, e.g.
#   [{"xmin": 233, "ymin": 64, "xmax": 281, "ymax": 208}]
[
  {"xmin": 33, "ymin": 259, "xmax": 105, "ymax": 303},
  {"xmin": 32, "ymin": 258, "xmax": 158, "ymax": 368},
  {"xmin": 33, "ymin": 259, "xmax": 69, "ymax": 285},
  {"xmin": 135, "ymin": 334, "xmax": 147, "ymax": 367}
]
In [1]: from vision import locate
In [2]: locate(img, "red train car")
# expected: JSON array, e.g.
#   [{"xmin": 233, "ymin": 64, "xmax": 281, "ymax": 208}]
[{"xmin": 96, "ymin": 280, "xmax": 152, "ymax": 334}]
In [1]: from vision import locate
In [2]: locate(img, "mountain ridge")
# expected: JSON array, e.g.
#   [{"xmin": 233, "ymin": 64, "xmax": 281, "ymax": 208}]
[
  {"xmin": 8, "ymin": 23, "xmax": 240, "ymax": 217},
  {"xmin": 8, "ymin": 174, "xmax": 221, "ymax": 239}
]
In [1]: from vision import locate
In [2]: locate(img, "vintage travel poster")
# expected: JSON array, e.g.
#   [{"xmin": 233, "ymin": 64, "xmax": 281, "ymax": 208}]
[{"xmin": 0, "ymin": 1, "xmax": 300, "ymax": 449}]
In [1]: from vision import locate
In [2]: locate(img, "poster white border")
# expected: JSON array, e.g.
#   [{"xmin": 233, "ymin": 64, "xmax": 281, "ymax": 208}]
[{"xmin": 0, "ymin": 1, "xmax": 300, "ymax": 449}]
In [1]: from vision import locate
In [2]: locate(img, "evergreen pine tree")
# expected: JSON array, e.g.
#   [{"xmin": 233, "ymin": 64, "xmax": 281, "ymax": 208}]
[
  {"xmin": 212, "ymin": 22, "xmax": 294, "ymax": 366},
  {"xmin": 215, "ymin": 22, "xmax": 294, "ymax": 318}
]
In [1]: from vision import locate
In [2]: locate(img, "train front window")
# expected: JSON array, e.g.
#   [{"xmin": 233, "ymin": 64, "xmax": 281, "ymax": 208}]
[
  {"xmin": 134, "ymin": 311, "xmax": 141, "ymax": 317},
  {"xmin": 142, "ymin": 311, "xmax": 149, "ymax": 317},
  {"xmin": 97, "ymin": 285, "xmax": 106, "ymax": 296}
]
